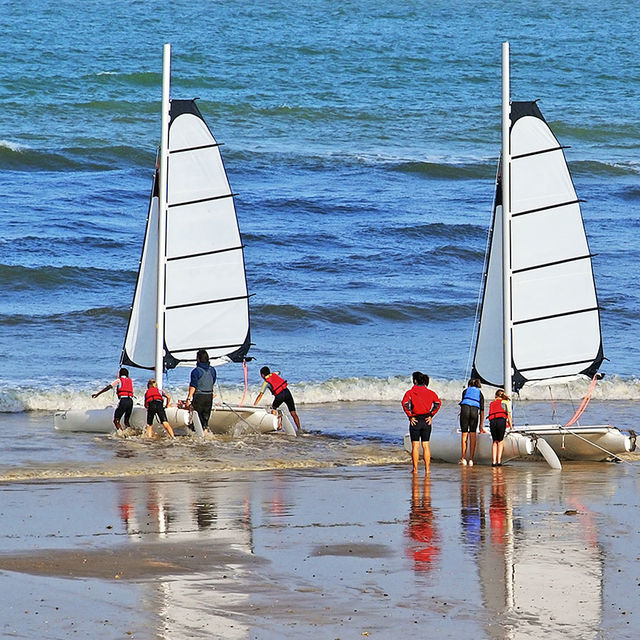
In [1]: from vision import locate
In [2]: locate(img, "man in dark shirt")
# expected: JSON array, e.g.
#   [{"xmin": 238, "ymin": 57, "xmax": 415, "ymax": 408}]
[{"xmin": 186, "ymin": 349, "xmax": 217, "ymax": 429}]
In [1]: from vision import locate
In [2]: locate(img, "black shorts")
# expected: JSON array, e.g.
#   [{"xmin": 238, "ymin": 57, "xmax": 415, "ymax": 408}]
[
  {"xmin": 409, "ymin": 417, "xmax": 432, "ymax": 442},
  {"xmin": 489, "ymin": 418, "xmax": 507, "ymax": 442},
  {"xmin": 114, "ymin": 397, "xmax": 133, "ymax": 423},
  {"xmin": 272, "ymin": 388, "xmax": 296, "ymax": 412},
  {"xmin": 146, "ymin": 400, "xmax": 167, "ymax": 425},
  {"xmin": 459, "ymin": 404, "xmax": 479, "ymax": 433},
  {"xmin": 193, "ymin": 393, "xmax": 213, "ymax": 427}
]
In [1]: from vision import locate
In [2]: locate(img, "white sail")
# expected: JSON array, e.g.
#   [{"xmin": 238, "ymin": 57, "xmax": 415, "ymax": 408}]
[
  {"xmin": 122, "ymin": 100, "xmax": 251, "ymax": 370},
  {"xmin": 473, "ymin": 101, "xmax": 603, "ymax": 390}
]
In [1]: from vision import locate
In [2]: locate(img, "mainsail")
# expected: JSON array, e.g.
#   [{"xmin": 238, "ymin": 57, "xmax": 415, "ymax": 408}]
[
  {"xmin": 122, "ymin": 99, "xmax": 251, "ymax": 371},
  {"xmin": 473, "ymin": 101, "xmax": 604, "ymax": 391}
]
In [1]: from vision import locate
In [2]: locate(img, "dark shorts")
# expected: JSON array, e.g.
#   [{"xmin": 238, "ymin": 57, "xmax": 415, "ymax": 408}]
[
  {"xmin": 409, "ymin": 416, "xmax": 432, "ymax": 442},
  {"xmin": 490, "ymin": 418, "xmax": 507, "ymax": 442},
  {"xmin": 272, "ymin": 388, "xmax": 296, "ymax": 413},
  {"xmin": 459, "ymin": 404, "xmax": 479, "ymax": 433},
  {"xmin": 193, "ymin": 393, "xmax": 213, "ymax": 427},
  {"xmin": 146, "ymin": 400, "xmax": 167, "ymax": 425},
  {"xmin": 114, "ymin": 397, "xmax": 133, "ymax": 423}
]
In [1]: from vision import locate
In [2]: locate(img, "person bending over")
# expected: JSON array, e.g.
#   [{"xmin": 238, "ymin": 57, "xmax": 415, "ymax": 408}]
[{"xmin": 254, "ymin": 366, "xmax": 301, "ymax": 432}]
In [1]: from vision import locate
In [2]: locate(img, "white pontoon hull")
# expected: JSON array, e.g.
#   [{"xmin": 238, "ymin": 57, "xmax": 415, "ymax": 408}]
[
  {"xmin": 404, "ymin": 430, "xmax": 535, "ymax": 465},
  {"xmin": 515, "ymin": 424, "xmax": 635, "ymax": 461},
  {"xmin": 54, "ymin": 404, "xmax": 296, "ymax": 436}
]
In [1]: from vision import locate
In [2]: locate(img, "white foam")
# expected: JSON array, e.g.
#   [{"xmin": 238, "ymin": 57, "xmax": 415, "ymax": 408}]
[
  {"xmin": 2, "ymin": 374, "xmax": 639, "ymax": 413},
  {"xmin": 0, "ymin": 139, "xmax": 26, "ymax": 152}
]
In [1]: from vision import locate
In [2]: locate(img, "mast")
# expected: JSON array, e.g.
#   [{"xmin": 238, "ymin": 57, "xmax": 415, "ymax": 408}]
[
  {"xmin": 156, "ymin": 43, "xmax": 171, "ymax": 389},
  {"xmin": 501, "ymin": 41, "xmax": 512, "ymax": 397}
]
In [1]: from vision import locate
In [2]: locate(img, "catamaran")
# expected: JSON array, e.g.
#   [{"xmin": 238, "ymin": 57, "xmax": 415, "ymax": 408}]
[
  {"xmin": 445, "ymin": 43, "xmax": 634, "ymax": 466},
  {"xmin": 55, "ymin": 44, "xmax": 296, "ymax": 437},
  {"xmin": 407, "ymin": 43, "xmax": 636, "ymax": 466}
]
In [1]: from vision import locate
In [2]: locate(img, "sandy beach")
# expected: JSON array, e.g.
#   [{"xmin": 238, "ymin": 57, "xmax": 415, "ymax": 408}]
[{"xmin": 1, "ymin": 430, "xmax": 639, "ymax": 639}]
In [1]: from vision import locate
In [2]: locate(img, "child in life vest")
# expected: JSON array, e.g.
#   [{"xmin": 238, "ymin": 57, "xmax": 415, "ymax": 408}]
[
  {"xmin": 144, "ymin": 379, "xmax": 175, "ymax": 439},
  {"xmin": 488, "ymin": 389, "xmax": 512, "ymax": 466}
]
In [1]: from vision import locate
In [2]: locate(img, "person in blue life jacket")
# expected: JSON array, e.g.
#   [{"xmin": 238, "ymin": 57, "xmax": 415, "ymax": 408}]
[
  {"xmin": 459, "ymin": 378, "xmax": 485, "ymax": 466},
  {"xmin": 185, "ymin": 349, "xmax": 216, "ymax": 431},
  {"xmin": 91, "ymin": 367, "xmax": 134, "ymax": 431},
  {"xmin": 254, "ymin": 366, "xmax": 301, "ymax": 432}
]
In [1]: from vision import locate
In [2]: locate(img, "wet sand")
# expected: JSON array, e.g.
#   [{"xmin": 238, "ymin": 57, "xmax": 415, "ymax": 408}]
[{"xmin": 1, "ymin": 457, "xmax": 639, "ymax": 639}]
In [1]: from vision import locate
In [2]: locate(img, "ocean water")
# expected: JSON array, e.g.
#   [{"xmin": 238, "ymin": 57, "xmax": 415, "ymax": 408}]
[{"xmin": 0, "ymin": 0, "xmax": 639, "ymax": 419}]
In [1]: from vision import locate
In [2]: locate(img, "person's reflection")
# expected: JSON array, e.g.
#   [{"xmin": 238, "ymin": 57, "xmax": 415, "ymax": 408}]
[
  {"xmin": 193, "ymin": 499, "xmax": 216, "ymax": 530},
  {"xmin": 460, "ymin": 467, "xmax": 484, "ymax": 549},
  {"xmin": 406, "ymin": 475, "xmax": 440, "ymax": 571},
  {"xmin": 119, "ymin": 485, "xmax": 134, "ymax": 533},
  {"xmin": 489, "ymin": 467, "xmax": 508, "ymax": 546}
]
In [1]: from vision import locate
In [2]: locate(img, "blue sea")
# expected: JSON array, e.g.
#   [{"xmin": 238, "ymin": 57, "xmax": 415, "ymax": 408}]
[
  {"xmin": 0, "ymin": 0, "xmax": 639, "ymax": 414},
  {"xmin": 1, "ymin": 5, "xmax": 640, "ymax": 638}
]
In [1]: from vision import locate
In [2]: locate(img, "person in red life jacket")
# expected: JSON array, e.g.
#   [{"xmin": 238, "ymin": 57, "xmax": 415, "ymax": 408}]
[
  {"xmin": 254, "ymin": 366, "xmax": 301, "ymax": 432},
  {"xmin": 91, "ymin": 367, "xmax": 134, "ymax": 431},
  {"xmin": 402, "ymin": 372, "xmax": 441, "ymax": 474},
  {"xmin": 458, "ymin": 378, "xmax": 485, "ymax": 466},
  {"xmin": 487, "ymin": 389, "xmax": 512, "ymax": 466},
  {"xmin": 143, "ymin": 379, "xmax": 175, "ymax": 439}
]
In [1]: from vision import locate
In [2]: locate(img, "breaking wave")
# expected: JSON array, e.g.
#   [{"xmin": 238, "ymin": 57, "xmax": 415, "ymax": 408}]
[{"xmin": 2, "ymin": 374, "xmax": 639, "ymax": 413}]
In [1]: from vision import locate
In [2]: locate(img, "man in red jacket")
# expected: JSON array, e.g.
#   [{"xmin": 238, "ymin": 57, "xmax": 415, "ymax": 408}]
[{"xmin": 402, "ymin": 372, "xmax": 441, "ymax": 474}]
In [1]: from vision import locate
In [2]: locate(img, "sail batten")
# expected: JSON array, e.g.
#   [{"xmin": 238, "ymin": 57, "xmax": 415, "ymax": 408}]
[
  {"xmin": 513, "ymin": 306, "xmax": 599, "ymax": 326},
  {"xmin": 167, "ymin": 245, "xmax": 245, "ymax": 262},
  {"xmin": 168, "ymin": 192, "xmax": 236, "ymax": 208},
  {"xmin": 512, "ymin": 199, "xmax": 580, "ymax": 217},
  {"xmin": 513, "ymin": 254, "xmax": 594, "ymax": 274},
  {"xmin": 167, "ymin": 294, "xmax": 250, "ymax": 311},
  {"xmin": 512, "ymin": 144, "xmax": 563, "ymax": 160},
  {"xmin": 170, "ymin": 142, "xmax": 222, "ymax": 154},
  {"xmin": 472, "ymin": 99, "xmax": 603, "ymax": 391}
]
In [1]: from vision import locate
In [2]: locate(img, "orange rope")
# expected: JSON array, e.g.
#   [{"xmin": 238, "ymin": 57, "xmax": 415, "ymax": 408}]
[
  {"xmin": 564, "ymin": 375, "xmax": 599, "ymax": 428},
  {"xmin": 239, "ymin": 360, "xmax": 249, "ymax": 407}
]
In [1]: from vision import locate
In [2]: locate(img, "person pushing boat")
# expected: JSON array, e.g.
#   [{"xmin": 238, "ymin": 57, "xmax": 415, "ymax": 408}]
[
  {"xmin": 143, "ymin": 379, "xmax": 174, "ymax": 439},
  {"xmin": 458, "ymin": 378, "xmax": 485, "ymax": 466},
  {"xmin": 488, "ymin": 389, "xmax": 512, "ymax": 467},
  {"xmin": 185, "ymin": 349, "xmax": 216, "ymax": 431},
  {"xmin": 91, "ymin": 367, "xmax": 134, "ymax": 431},
  {"xmin": 254, "ymin": 366, "xmax": 301, "ymax": 432}
]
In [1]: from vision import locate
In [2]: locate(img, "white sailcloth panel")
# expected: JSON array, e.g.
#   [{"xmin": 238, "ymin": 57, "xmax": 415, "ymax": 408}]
[
  {"xmin": 163, "ymin": 108, "xmax": 249, "ymax": 362},
  {"xmin": 512, "ymin": 310, "xmax": 601, "ymax": 380},
  {"xmin": 165, "ymin": 298, "xmax": 249, "ymax": 360},
  {"xmin": 509, "ymin": 114, "xmax": 601, "ymax": 384},
  {"xmin": 165, "ymin": 250, "xmax": 247, "ymax": 308},
  {"xmin": 511, "ymin": 203, "xmax": 588, "ymax": 271},
  {"xmin": 473, "ymin": 203, "xmax": 505, "ymax": 387},
  {"xmin": 122, "ymin": 195, "xmax": 159, "ymax": 369}
]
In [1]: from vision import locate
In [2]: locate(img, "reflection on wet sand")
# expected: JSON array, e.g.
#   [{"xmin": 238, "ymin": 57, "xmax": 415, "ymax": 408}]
[
  {"xmin": 0, "ymin": 461, "xmax": 632, "ymax": 639},
  {"xmin": 406, "ymin": 475, "xmax": 440, "ymax": 571},
  {"xmin": 458, "ymin": 468, "xmax": 603, "ymax": 639},
  {"xmin": 117, "ymin": 479, "xmax": 257, "ymax": 640}
]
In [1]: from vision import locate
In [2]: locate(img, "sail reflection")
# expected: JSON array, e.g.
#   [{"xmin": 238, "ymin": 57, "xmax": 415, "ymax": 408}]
[
  {"xmin": 458, "ymin": 468, "xmax": 603, "ymax": 639},
  {"xmin": 117, "ymin": 478, "xmax": 256, "ymax": 640}
]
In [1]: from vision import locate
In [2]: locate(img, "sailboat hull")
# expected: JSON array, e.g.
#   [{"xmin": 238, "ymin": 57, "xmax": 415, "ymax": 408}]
[
  {"xmin": 403, "ymin": 429, "xmax": 535, "ymax": 465},
  {"xmin": 515, "ymin": 424, "xmax": 635, "ymax": 461},
  {"xmin": 54, "ymin": 404, "xmax": 295, "ymax": 436}
]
